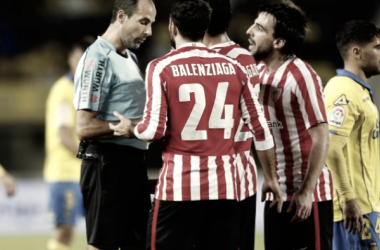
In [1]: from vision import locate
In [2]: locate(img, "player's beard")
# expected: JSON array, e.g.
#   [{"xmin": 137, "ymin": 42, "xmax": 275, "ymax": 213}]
[
  {"xmin": 253, "ymin": 43, "xmax": 273, "ymax": 62},
  {"xmin": 362, "ymin": 54, "xmax": 380, "ymax": 78}
]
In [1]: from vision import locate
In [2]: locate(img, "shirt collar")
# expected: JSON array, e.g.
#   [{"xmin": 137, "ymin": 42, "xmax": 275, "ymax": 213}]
[
  {"xmin": 209, "ymin": 41, "xmax": 236, "ymax": 50},
  {"xmin": 336, "ymin": 69, "xmax": 374, "ymax": 102},
  {"xmin": 98, "ymin": 36, "xmax": 128, "ymax": 58},
  {"xmin": 177, "ymin": 42, "xmax": 207, "ymax": 49}
]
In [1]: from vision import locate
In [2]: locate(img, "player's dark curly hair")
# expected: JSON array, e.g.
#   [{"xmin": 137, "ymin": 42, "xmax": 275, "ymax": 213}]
[
  {"xmin": 204, "ymin": 0, "xmax": 232, "ymax": 37},
  {"xmin": 110, "ymin": 0, "xmax": 155, "ymax": 23},
  {"xmin": 336, "ymin": 20, "xmax": 380, "ymax": 60},
  {"xmin": 257, "ymin": 0, "xmax": 308, "ymax": 57},
  {"xmin": 170, "ymin": 0, "xmax": 212, "ymax": 41}
]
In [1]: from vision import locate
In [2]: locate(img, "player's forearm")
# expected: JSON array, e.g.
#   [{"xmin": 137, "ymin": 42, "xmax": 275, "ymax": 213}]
[
  {"xmin": 300, "ymin": 123, "xmax": 329, "ymax": 193},
  {"xmin": 76, "ymin": 111, "xmax": 117, "ymax": 140},
  {"xmin": 256, "ymin": 147, "xmax": 277, "ymax": 181},
  {"xmin": 326, "ymin": 136, "xmax": 355, "ymax": 202},
  {"xmin": 59, "ymin": 127, "xmax": 80, "ymax": 155}
]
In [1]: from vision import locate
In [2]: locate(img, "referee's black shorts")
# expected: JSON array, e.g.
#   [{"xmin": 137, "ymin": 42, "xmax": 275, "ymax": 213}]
[
  {"xmin": 147, "ymin": 199, "xmax": 239, "ymax": 250},
  {"xmin": 264, "ymin": 200, "xmax": 333, "ymax": 250},
  {"xmin": 80, "ymin": 141, "xmax": 151, "ymax": 248}
]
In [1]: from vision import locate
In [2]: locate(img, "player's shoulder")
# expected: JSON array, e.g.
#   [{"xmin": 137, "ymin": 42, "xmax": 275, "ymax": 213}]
[
  {"xmin": 324, "ymin": 76, "xmax": 362, "ymax": 99},
  {"xmin": 257, "ymin": 61, "xmax": 266, "ymax": 72},
  {"xmin": 287, "ymin": 57, "xmax": 321, "ymax": 81}
]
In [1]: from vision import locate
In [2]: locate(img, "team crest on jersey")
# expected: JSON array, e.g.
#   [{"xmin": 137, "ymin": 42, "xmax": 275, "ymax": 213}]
[
  {"xmin": 369, "ymin": 242, "xmax": 378, "ymax": 250},
  {"xmin": 328, "ymin": 106, "xmax": 345, "ymax": 127},
  {"xmin": 333, "ymin": 94, "xmax": 349, "ymax": 105},
  {"xmin": 271, "ymin": 88, "xmax": 282, "ymax": 102}
]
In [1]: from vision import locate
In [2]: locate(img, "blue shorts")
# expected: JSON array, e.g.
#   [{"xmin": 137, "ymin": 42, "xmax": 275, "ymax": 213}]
[
  {"xmin": 333, "ymin": 212, "xmax": 380, "ymax": 250},
  {"xmin": 48, "ymin": 182, "xmax": 84, "ymax": 227}
]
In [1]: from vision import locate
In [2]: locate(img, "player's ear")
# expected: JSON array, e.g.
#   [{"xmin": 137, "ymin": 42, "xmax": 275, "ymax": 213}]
[
  {"xmin": 352, "ymin": 46, "xmax": 361, "ymax": 59},
  {"xmin": 273, "ymin": 38, "xmax": 285, "ymax": 49},
  {"xmin": 117, "ymin": 10, "xmax": 126, "ymax": 24},
  {"xmin": 170, "ymin": 21, "xmax": 178, "ymax": 37}
]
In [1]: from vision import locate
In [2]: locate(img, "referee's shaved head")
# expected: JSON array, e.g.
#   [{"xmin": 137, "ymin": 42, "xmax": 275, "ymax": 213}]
[{"xmin": 204, "ymin": 0, "xmax": 232, "ymax": 37}]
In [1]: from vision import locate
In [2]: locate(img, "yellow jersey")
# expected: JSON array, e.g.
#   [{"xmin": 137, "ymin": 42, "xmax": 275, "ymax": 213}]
[
  {"xmin": 44, "ymin": 74, "xmax": 81, "ymax": 182},
  {"xmin": 324, "ymin": 69, "xmax": 380, "ymax": 222}
]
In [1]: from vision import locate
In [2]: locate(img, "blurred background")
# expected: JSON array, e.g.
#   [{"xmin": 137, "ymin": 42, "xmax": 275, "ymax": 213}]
[{"xmin": 1, "ymin": 0, "xmax": 380, "ymax": 249}]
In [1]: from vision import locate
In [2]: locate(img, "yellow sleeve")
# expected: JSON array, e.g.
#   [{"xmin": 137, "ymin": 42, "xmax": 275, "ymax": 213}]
[{"xmin": 326, "ymin": 133, "xmax": 356, "ymax": 202}]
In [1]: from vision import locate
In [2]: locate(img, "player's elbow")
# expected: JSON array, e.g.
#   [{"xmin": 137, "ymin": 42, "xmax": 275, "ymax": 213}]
[{"xmin": 76, "ymin": 125, "xmax": 89, "ymax": 141}]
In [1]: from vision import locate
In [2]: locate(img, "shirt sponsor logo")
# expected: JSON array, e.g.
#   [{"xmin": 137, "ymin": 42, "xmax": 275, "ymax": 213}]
[
  {"xmin": 328, "ymin": 106, "xmax": 345, "ymax": 127},
  {"xmin": 80, "ymin": 59, "xmax": 105, "ymax": 103},
  {"xmin": 170, "ymin": 63, "xmax": 236, "ymax": 77},
  {"xmin": 93, "ymin": 59, "xmax": 106, "ymax": 92},
  {"xmin": 268, "ymin": 120, "xmax": 283, "ymax": 129},
  {"xmin": 363, "ymin": 96, "xmax": 370, "ymax": 102},
  {"xmin": 333, "ymin": 94, "xmax": 349, "ymax": 105}
]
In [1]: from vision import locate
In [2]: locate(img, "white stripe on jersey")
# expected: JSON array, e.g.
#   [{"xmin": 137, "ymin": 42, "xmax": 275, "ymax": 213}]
[
  {"xmin": 246, "ymin": 151, "xmax": 257, "ymax": 197},
  {"xmin": 223, "ymin": 155, "xmax": 235, "ymax": 199},
  {"xmin": 208, "ymin": 156, "xmax": 219, "ymax": 200},
  {"xmin": 190, "ymin": 156, "xmax": 201, "ymax": 200},
  {"xmin": 173, "ymin": 155, "xmax": 183, "ymax": 200},
  {"xmin": 322, "ymin": 166, "xmax": 332, "ymax": 200}
]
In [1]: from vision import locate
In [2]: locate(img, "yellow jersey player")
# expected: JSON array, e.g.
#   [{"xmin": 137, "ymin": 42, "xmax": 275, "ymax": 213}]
[
  {"xmin": 44, "ymin": 36, "xmax": 94, "ymax": 250},
  {"xmin": 324, "ymin": 20, "xmax": 380, "ymax": 250}
]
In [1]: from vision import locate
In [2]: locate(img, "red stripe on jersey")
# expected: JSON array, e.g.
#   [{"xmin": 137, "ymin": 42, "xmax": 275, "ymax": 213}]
[
  {"xmin": 288, "ymin": 62, "xmax": 327, "ymax": 126},
  {"xmin": 151, "ymin": 200, "xmax": 160, "ymax": 250},
  {"xmin": 313, "ymin": 203, "xmax": 321, "ymax": 250},
  {"xmin": 200, "ymin": 157, "xmax": 210, "ymax": 200},
  {"xmin": 272, "ymin": 64, "xmax": 296, "ymax": 197},
  {"xmin": 317, "ymin": 171, "xmax": 326, "ymax": 201},
  {"xmin": 216, "ymin": 156, "xmax": 227, "ymax": 200},
  {"xmin": 156, "ymin": 160, "xmax": 167, "ymax": 201},
  {"xmin": 182, "ymin": 155, "xmax": 191, "ymax": 199},
  {"xmin": 247, "ymin": 151, "xmax": 258, "ymax": 195},
  {"xmin": 165, "ymin": 153, "xmax": 175, "ymax": 199}
]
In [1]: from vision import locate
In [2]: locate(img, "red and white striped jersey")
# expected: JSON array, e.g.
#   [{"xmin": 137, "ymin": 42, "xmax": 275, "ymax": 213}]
[
  {"xmin": 211, "ymin": 41, "xmax": 258, "ymax": 201},
  {"xmin": 135, "ymin": 43, "xmax": 273, "ymax": 201},
  {"xmin": 258, "ymin": 57, "xmax": 333, "ymax": 202}
]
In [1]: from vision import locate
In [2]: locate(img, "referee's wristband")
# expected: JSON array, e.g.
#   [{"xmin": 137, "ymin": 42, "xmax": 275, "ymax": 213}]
[{"xmin": 0, "ymin": 164, "xmax": 5, "ymax": 177}]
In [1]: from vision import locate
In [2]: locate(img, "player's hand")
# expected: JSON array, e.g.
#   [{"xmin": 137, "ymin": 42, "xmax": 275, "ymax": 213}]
[
  {"xmin": 261, "ymin": 179, "xmax": 283, "ymax": 213},
  {"xmin": 343, "ymin": 199, "xmax": 363, "ymax": 235},
  {"xmin": 109, "ymin": 111, "xmax": 135, "ymax": 138},
  {"xmin": 286, "ymin": 189, "xmax": 313, "ymax": 224},
  {"xmin": 0, "ymin": 173, "xmax": 16, "ymax": 197}
]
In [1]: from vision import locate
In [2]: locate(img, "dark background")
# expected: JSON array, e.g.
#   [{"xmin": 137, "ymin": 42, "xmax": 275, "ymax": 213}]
[{"xmin": 0, "ymin": 0, "xmax": 379, "ymax": 176}]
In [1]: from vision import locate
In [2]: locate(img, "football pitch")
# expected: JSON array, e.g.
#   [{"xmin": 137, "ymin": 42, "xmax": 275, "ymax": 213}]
[{"xmin": 0, "ymin": 234, "xmax": 265, "ymax": 250}]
